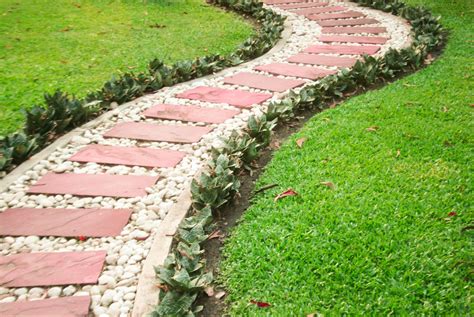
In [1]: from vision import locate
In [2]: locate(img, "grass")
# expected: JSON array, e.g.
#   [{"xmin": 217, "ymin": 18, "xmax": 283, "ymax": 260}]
[
  {"xmin": 0, "ymin": 0, "xmax": 253, "ymax": 135},
  {"xmin": 221, "ymin": 0, "xmax": 473, "ymax": 315}
]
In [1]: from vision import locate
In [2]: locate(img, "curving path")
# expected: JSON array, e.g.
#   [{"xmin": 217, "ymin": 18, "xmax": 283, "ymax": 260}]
[{"xmin": 0, "ymin": 1, "xmax": 412, "ymax": 316}]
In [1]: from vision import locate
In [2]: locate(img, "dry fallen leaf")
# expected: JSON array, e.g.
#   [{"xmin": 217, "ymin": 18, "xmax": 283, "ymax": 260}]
[
  {"xmin": 274, "ymin": 188, "xmax": 298, "ymax": 202},
  {"xmin": 296, "ymin": 137, "xmax": 307, "ymax": 148},
  {"xmin": 204, "ymin": 286, "xmax": 214, "ymax": 297},
  {"xmin": 396, "ymin": 149, "xmax": 401, "ymax": 157},
  {"xmin": 215, "ymin": 291, "xmax": 226, "ymax": 299},
  {"xmin": 366, "ymin": 126, "xmax": 379, "ymax": 132},
  {"xmin": 307, "ymin": 314, "xmax": 315, "ymax": 317},
  {"xmin": 208, "ymin": 230, "xmax": 224, "ymax": 240},
  {"xmin": 270, "ymin": 141, "xmax": 281, "ymax": 150},
  {"xmin": 320, "ymin": 181, "xmax": 334, "ymax": 189},
  {"xmin": 250, "ymin": 300, "xmax": 271, "ymax": 308}
]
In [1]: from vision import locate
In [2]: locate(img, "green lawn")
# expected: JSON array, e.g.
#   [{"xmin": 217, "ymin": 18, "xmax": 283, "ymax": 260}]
[
  {"xmin": 221, "ymin": 0, "xmax": 473, "ymax": 315},
  {"xmin": 0, "ymin": 0, "xmax": 253, "ymax": 135}
]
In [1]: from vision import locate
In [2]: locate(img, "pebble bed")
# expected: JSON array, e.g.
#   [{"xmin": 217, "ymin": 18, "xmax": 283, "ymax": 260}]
[{"xmin": 0, "ymin": 1, "xmax": 412, "ymax": 315}]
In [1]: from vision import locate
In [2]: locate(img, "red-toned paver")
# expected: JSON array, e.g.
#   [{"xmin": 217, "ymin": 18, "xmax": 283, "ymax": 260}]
[
  {"xmin": 263, "ymin": 0, "xmax": 307, "ymax": 4},
  {"xmin": 142, "ymin": 104, "xmax": 239, "ymax": 124},
  {"xmin": 322, "ymin": 26, "xmax": 387, "ymax": 34},
  {"xmin": 307, "ymin": 11, "xmax": 365, "ymax": 20},
  {"xmin": 319, "ymin": 35, "xmax": 388, "ymax": 44},
  {"xmin": 0, "ymin": 208, "xmax": 132, "ymax": 237},
  {"xmin": 304, "ymin": 44, "xmax": 381, "ymax": 55},
  {"xmin": 294, "ymin": 6, "xmax": 346, "ymax": 16},
  {"xmin": 276, "ymin": 2, "xmax": 328, "ymax": 9},
  {"xmin": 288, "ymin": 53, "xmax": 358, "ymax": 67},
  {"xmin": 0, "ymin": 251, "xmax": 106, "ymax": 287},
  {"xmin": 176, "ymin": 86, "xmax": 272, "ymax": 108},
  {"xmin": 104, "ymin": 122, "xmax": 212, "ymax": 144},
  {"xmin": 70, "ymin": 144, "xmax": 185, "ymax": 168},
  {"xmin": 27, "ymin": 173, "xmax": 159, "ymax": 198},
  {"xmin": 0, "ymin": 296, "xmax": 91, "ymax": 316},
  {"xmin": 318, "ymin": 18, "xmax": 379, "ymax": 27},
  {"xmin": 255, "ymin": 63, "xmax": 337, "ymax": 79},
  {"xmin": 223, "ymin": 72, "xmax": 306, "ymax": 92}
]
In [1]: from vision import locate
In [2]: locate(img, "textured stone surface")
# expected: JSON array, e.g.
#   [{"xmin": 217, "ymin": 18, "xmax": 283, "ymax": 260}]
[
  {"xmin": 318, "ymin": 18, "xmax": 379, "ymax": 27},
  {"xmin": 27, "ymin": 173, "xmax": 159, "ymax": 198},
  {"xmin": 255, "ymin": 63, "xmax": 336, "ymax": 79},
  {"xmin": 176, "ymin": 86, "xmax": 272, "ymax": 108},
  {"xmin": 70, "ymin": 144, "xmax": 186, "ymax": 168},
  {"xmin": 276, "ymin": 2, "xmax": 328, "ymax": 9},
  {"xmin": 303, "ymin": 44, "xmax": 381, "ymax": 55},
  {"xmin": 295, "ymin": 6, "xmax": 346, "ymax": 16},
  {"xmin": 223, "ymin": 72, "xmax": 306, "ymax": 92},
  {"xmin": 104, "ymin": 122, "xmax": 213, "ymax": 143},
  {"xmin": 142, "ymin": 104, "xmax": 239, "ymax": 124},
  {"xmin": 319, "ymin": 35, "xmax": 388, "ymax": 44},
  {"xmin": 288, "ymin": 53, "xmax": 358, "ymax": 67},
  {"xmin": 322, "ymin": 26, "xmax": 387, "ymax": 34},
  {"xmin": 0, "ymin": 251, "xmax": 106, "ymax": 287},
  {"xmin": 0, "ymin": 296, "xmax": 91, "ymax": 316},
  {"xmin": 0, "ymin": 208, "xmax": 132, "ymax": 237},
  {"xmin": 263, "ymin": 0, "xmax": 306, "ymax": 4},
  {"xmin": 307, "ymin": 11, "xmax": 365, "ymax": 20}
]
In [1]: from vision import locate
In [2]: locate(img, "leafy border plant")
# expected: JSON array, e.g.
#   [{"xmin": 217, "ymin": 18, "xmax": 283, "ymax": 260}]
[
  {"xmin": 0, "ymin": 0, "xmax": 285, "ymax": 176},
  {"xmin": 153, "ymin": 0, "xmax": 446, "ymax": 315}
]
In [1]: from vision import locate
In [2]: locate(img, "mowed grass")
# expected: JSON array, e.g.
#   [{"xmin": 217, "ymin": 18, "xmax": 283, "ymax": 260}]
[
  {"xmin": 0, "ymin": 0, "xmax": 253, "ymax": 135},
  {"xmin": 221, "ymin": 0, "xmax": 473, "ymax": 315}
]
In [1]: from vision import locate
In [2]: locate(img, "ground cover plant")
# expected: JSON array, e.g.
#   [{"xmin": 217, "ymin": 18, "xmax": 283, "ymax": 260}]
[
  {"xmin": 220, "ymin": 0, "xmax": 473, "ymax": 315},
  {"xmin": 0, "ymin": 0, "xmax": 253, "ymax": 135}
]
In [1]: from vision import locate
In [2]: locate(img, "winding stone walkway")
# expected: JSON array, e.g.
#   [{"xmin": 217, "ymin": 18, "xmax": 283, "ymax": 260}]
[{"xmin": 0, "ymin": 1, "xmax": 412, "ymax": 315}]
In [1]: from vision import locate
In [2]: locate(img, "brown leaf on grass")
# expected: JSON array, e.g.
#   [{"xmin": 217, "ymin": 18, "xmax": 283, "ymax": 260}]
[
  {"xmin": 250, "ymin": 300, "xmax": 271, "ymax": 308},
  {"xmin": 307, "ymin": 314, "xmax": 315, "ymax": 317},
  {"xmin": 204, "ymin": 286, "xmax": 215, "ymax": 297},
  {"xmin": 157, "ymin": 284, "xmax": 169, "ymax": 292},
  {"xmin": 320, "ymin": 181, "xmax": 334, "ymax": 189},
  {"xmin": 366, "ymin": 126, "xmax": 379, "ymax": 132},
  {"xmin": 149, "ymin": 23, "xmax": 166, "ymax": 29},
  {"xmin": 208, "ymin": 230, "xmax": 223, "ymax": 240},
  {"xmin": 396, "ymin": 149, "xmax": 401, "ymax": 157},
  {"xmin": 61, "ymin": 26, "xmax": 73, "ymax": 32},
  {"xmin": 442, "ymin": 106, "xmax": 449, "ymax": 112},
  {"xmin": 73, "ymin": 3, "xmax": 81, "ymax": 8},
  {"xmin": 215, "ymin": 291, "xmax": 226, "ymax": 299},
  {"xmin": 274, "ymin": 188, "xmax": 298, "ymax": 202},
  {"xmin": 296, "ymin": 137, "xmax": 307, "ymax": 148},
  {"xmin": 270, "ymin": 141, "xmax": 281, "ymax": 150}
]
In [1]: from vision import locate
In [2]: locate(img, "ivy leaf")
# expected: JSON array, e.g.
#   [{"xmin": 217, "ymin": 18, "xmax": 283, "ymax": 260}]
[{"xmin": 274, "ymin": 188, "xmax": 298, "ymax": 202}]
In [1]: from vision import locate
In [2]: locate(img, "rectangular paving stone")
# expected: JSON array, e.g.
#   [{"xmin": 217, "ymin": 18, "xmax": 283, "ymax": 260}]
[
  {"xmin": 276, "ymin": 2, "xmax": 328, "ymax": 9},
  {"xmin": 322, "ymin": 26, "xmax": 387, "ymax": 34},
  {"xmin": 142, "ymin": 104, "xmax": 239, "ymax": 124},
  {"xmin": 308, "ymin": 11, "xmax": 365, "ymax": 20},
  {"xmin": 318, "ymin": 18, "xmax": 379, "ymax": 27},
  {"xmin": 0, "ymin": 251, "xmax": 106, "ymax": 287},
  {"xmin": 295, "ymin": 6, "xmax": 346, "ymax": 16},
  {"xmin": 27, "ymin": 172, "xmax": 159, "ymax": 198},
  {"xmin": 0, "ymin": 296, "xmax": 91, "ymax": 316},
  {"xmin": 254, "ymin": 63, "xmax": 336, "ymax": 80},
  {"xmin": 176, "ymin": 86, "xmax": 272, "ymax": 109},
  {"xmin": 223, "ymin": 72, "xmax": 306, "ymax": 92},
  {"xmin": 288, "ymin": 53, "xmax": 358, "ymax": 67},
  {"xmin": 104, "ymin": 122, "xmax": 212, "ymax": 143},
  {"xmin": 70, "ymin": 144, "xmax": 186, "ymax": 168},
  {"xmin": 304, "ymin": 44, "xmax": 381, "ymax": 55},
  {"xmin": 263, "ymin": 0, "xmax": 307, "ymax": 4},
  {"xmin": 0, "ymin": 208, "xmax": 132, "ymax": 237},
  {"xmin": 319, "ymin": 35, "xmax": 388, "ymax": 44}
]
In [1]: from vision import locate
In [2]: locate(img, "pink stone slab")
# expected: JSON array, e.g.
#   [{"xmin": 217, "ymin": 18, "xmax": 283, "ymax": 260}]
[
  {"xmin": 319, "ymin": 35, "xmax": 388, "ymax": 44},
  {"xmin": 104, "ymin": 122, "xmax": 212, "ymax": 144},
  {"xmin": 142, "ymin": 104, "xmax": 239, "ymax": 124},
  {"xmin": 0, "ymin": 251, "xmax": 106, "ymax": 287},
  {"xmin": 295, "ymin": 6, "xmax": 346, "ymax": 16},
  {"xmin": 308, "ymin": 11, "xmax": 365, "ymax": 20},
  {"xmin": 263, "ymin": 0, "xmax": 307, "ymax": 4},
  {"xmin": 254, "ymin": 63, "xmax": 336, "ymax": 80},
  {"xmin": 322, "ymin": 26, "xmax": 387, "ymax": 34},
  {"xmin": 176, "ymin": 86, "xmax": 272, "ymax": 109},
  {"xmin": 70, "ymin": 144, "xmax": 185, "ymax": 168},
  {"xmin": 303, "ymin": 44, "xmax": 381, "ymax": 55},
  {"xmin": 288, "ymin": 53, "xmax": 358, "ymax": 67},
  {"xmin": 223, "ymin": 72, "xmax": 306, "ymax": 92},
  {"xmin": 0, "ymin": 208, "xmax": 132, "ymax": 237},
  {"xmin": 318, "ymin": 18, "xmax": 379, "ymax": 27},
  {"xmin": 276, "ymin": 2, "xmax": 328, "ymax": 9},
  {"xmin": 27, "ymin": 173, "xmax": 159, "ymax": 198},
  {"xmin": 0, "ymin": 296, "xmax": 91, "ymax": 316}
]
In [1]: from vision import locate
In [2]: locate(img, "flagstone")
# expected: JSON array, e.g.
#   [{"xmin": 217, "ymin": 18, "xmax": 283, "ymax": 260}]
[
  {"xmin": 254, "ymin": 63, "xmax": 337, "ymax": 79},
  {"xmin": 322, "ymin": 26, "xmax": 387, "ymax": 34},
  {"xmin": 0, "ymin": 251, "xmax": 106, "ymax": 287},
  {"xmin": 69, "ymin": 144, "xmax": 186, "ymax": 168},
  {"xmin": 304, "ymin": 44, "xmax": 381, "ymax": 55},
  {"xmin": 27, "ymin": 172, "xmax": 159, "ymax": 198},
  {"xmin": 176, "ymin": 86, "xmax": 272, "ymax": 108},
  {"xmin": 104, "ymin": 122, "xmax": 212, "ymax": 143},
  {"xmin": 295, "ymin": 6, "xmax": 346, "ymax": 16},
  {"xmin": 263, "ymin": 0, "xmax": 307, "ymax": 4},
  {"xmin": 0, "ymin": 296, "xmax": 91, "ymax": 316},
  {"xmin": 307, "ymin": 11, "xmax": 365, "ymax": 20},
  {"xmin": 318, "ymin": 18, "xmax": 379, "ymax": 27},
  {"xmin": 319, "ymin": 35, "xmax": 388, "ymax": 44},
  {"xmin": 223, "ymin": 72, "xmax": 306, "ymax": 92},
  {"xmin": 288, "ymin": 53, "xmax": 358, "ymax": 67},
  {"xmin": 0, "ymin": 208, "xmax": 132, "ymax": 237},
  {"xmin": 142, "ymin": 104, "xmax": 239, "ymax": 124},
  {"xmin": 276, "ymin": 2, "xmax": 328, "ymax": 9}
]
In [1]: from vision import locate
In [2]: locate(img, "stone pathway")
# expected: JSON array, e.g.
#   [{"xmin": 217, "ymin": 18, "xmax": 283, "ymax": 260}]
[{"xmin": 0, "ymin": 1, "xmax": 411, "ymax": 315}]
